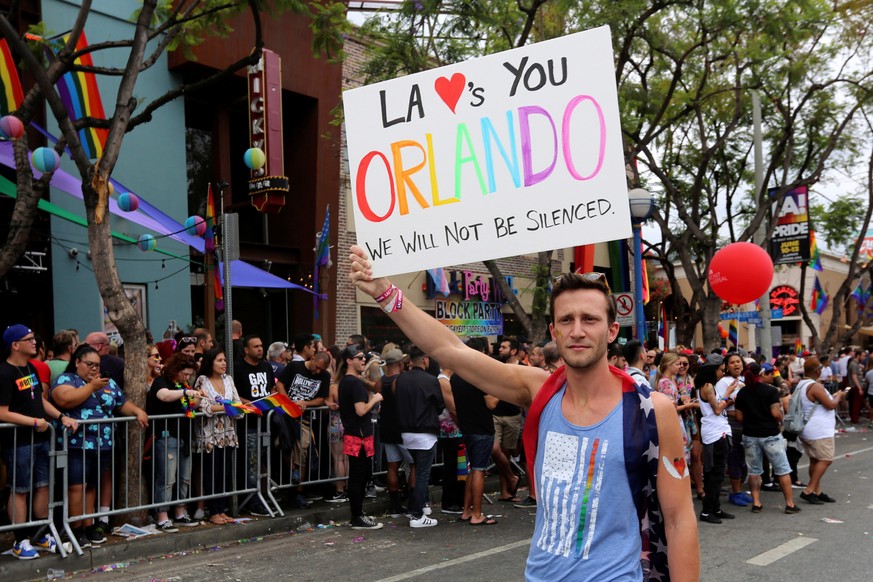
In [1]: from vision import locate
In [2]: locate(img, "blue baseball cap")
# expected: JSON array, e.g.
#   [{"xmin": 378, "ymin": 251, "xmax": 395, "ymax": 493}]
[
  {"xmin": 3, "ymin": 324, "xmax": 32, "ymax": 347},
  {"xmin": 761, "ymin": 362, "xmax": 775, "ymax": 374}
]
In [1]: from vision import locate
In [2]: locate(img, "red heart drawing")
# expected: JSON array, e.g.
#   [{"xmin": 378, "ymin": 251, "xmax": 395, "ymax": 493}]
[
  {"xmin": 434, "ymin": 73, "xmax": 466, "ymax": 113},
  {"xmin": 672, "ymin": 457, "xmax": 687, "ymax": 477}
]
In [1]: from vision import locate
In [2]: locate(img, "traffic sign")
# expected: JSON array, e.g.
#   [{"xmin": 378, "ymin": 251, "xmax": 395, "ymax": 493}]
[{"xmin": 614, "ymin": 292, "xmax": 634, "ymax": 327}]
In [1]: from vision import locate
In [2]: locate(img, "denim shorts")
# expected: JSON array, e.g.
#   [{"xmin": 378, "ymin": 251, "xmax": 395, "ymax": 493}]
[
  {"xmin": 464, "ymin": 433, "xmax": 494, "ymax": 471},
  {"xmin": 68, "ymin": 449, "xmax": 112, "ymax": 486},
  {"xmin": 742, "ymin": 434, "xmax": 791, "ymax": 476},
  {"xmin": 383, "ymin": 442, "xmax": 413, "ymax": 464},
  {"xmin": 2, "ymin": 441, "xmax": 51, "ymax": 493}
]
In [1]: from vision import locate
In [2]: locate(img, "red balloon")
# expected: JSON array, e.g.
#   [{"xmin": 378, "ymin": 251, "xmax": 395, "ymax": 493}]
[{"xmin": 708, "ymin": 242, "xmax": 774, "ymax": 305}]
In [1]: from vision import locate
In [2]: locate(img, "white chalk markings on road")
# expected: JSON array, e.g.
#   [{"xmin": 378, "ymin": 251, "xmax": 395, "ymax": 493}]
[
  {"xmin": 746, "ymin": 537, "xmax": 818, "ymax": 567},
  {"xmin": 375, "ymin": 539, "xmax": 531, "ymax": 582}
]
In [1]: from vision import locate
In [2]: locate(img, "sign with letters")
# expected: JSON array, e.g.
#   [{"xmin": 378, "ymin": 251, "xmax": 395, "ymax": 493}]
[
  {"xmin": 769, "ymin": 186, "xmax": 810, "ymax": 265},
  {"xmin": 435, "ymin": 299, "xmax": 503, "ymax": 336},
  {"xmin": 343, "ymin": 26, "xmax": 631, "ymax": 276}
]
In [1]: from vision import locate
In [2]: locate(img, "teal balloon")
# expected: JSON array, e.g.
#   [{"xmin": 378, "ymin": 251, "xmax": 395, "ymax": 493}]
[
  {"xmin": 32, "ymin": 147, "xmax": 60, "ymax": 173},
  {"xmin": 118, "ymin": 192, "xmax": 140, "ymax": 212},
  {"xmin": 244, "ymin": 147, "xmax": 266, "ymax": 170},
  {"xmin": 137, "ymin": 234, "xmax": 156, "ymax": 252}
]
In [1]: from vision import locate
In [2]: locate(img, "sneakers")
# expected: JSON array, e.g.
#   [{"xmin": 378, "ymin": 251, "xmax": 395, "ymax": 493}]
[
  {"xmin": 713, "ymin": 510, "xmax": 735, "ymax": 520},
  {"xmin": 325, "ymin": 492, "xmax": 349, "ymax": 504},
  {"xmin": 784, "ymin": 504, "xmax": 802, "ymax": 514},
  {"xmin": 800, "ymin": 491, "xmax": 825, "ymax": 505},
  {"xmin": 699, "ymin": 512, "xmax": 722, "ymax": 524},
  {"xmin": 246, "ymin": 502, "xmax": 273, "ymax": 516},
  {"xmin": 761, "ymin": 482, "xmax": 781, "ymax": 492},
  {"xmin": 791, "ymin": 481, "xmax": 807, "ymax": 489},
  {"xmin": 174, "ymin": 514, "xmax": 199, "ymax": 527},
  {"xmin": 514, "ymin": 496, "xmax": 537, "ymax": 509},
  {"xmin": 388, "ymin": 505, "xmax": 410, "ymax": 518},
  {"xmin": 422, "ymin": 503, "xmax": 432, "ymax": 516},
  {"xmin": 365, "ymin": 483, "xmax": 378, "ymax": 499},
  {"xmin": 11, "ymin": 539, "xmax": 39, "ymax": 560},
  {"xmin": 409, "ymin": 515, "xmax": 438, "ymax": 528},
  {"xmin": 817, "ymin": 492, "xmax": 837, "ymax": 503},
  {"xmin": 33, "ymin": 534, "xmax": 72, "ymax": 555},
  {"xmin": 73, "ymin": 530, "xmax": 91, "ymax": 549},
  {"xmin": 350, "ymin": 515, "xmax": 383, "ymax": 530},
  {"xmin": 292, "ymin": 494, "xmax": 313, "ymax": 509},
  {"xmin": 441, "ymin": 505, "xmax": 463, "ymax": 515},
  {"xmin": 193, "ymin": 508, "xmax": 207, "ymax": 520},
  {"xmin": 157, "ymin": 520, "xmax": 179, "ymax": 533},
  {"xmin": 85, "ymin": 524, "xmax": 107, "ymax": 544},
  {"xmin": 728, "ymin": 493, "xmax": 749, "ymax": 507}
]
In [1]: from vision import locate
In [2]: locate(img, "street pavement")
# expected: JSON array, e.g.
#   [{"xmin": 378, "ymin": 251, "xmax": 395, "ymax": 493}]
[{"xmin": 8, "ymin": 427, "xmax": 873, "ymax": 581}]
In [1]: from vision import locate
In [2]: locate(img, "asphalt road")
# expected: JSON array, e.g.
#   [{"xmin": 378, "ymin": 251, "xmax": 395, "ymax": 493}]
[{"xmin": 70, "ymin": 427, "xmax": 873, "ymax": 582}]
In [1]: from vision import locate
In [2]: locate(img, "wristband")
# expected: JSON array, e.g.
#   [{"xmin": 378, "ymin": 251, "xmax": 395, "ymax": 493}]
[
  {"xmin": 33, "ymin": 418, "xmax": 38, "ymax": 428},
  {"xmin": 375, "ymin": 284, "xmax": 397, "ymax": 303},
  {"xmin": 382, "ymin": 288, "xmax": 404, "ymax": 313}
]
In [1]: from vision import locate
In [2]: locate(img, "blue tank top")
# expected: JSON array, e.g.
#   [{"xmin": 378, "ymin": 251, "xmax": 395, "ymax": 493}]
[{"xmin": 526, "ymin": 385, "xmax": 643, "ymax": 581}]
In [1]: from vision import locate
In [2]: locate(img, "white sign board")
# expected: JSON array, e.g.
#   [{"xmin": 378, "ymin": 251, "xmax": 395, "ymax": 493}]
[
  {"xmin": 614, "ymin": 292, "xmax": 634, "ymax": 327},
  {"xmin": 343, "ymin": 26, "xmax": 632, "ymax": 277}
]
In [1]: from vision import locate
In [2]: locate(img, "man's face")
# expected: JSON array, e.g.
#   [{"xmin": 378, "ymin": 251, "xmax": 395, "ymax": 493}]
[
  {"xmin": 88, "ymin": 336, "xmax": 110, "ymax": 356},
  {"xmin": 244, "ymin": 338, "xmax": 264, "ymax": 361},
  {"xmin": 645, "ymin": 351, "xmax": 656, "ymax": 364},
  {"xmin": 613, "ymin": 355, "xmax": 627, "ymax": 370},
  {"xmin": 529, "ymin": 347, "xmax": 545, "ymax": 368},
  {"xmin": 13, "ymin": 334, "xmax": 38, "ymax": 358},
  {"xmin": 498, "ymin": 341, "xmax": 513, "ymax": 362},
  {"xmin": 310, "ymin": 357, "xmax": 328, "ymax": 375},
  {"xmin": 350, "ymin": 353, "xmax": 366, "ymax": 373},
  {"xmin": 301, "ymin": 341, "xmax": 315, "ymax": 361},
  {"xmin": 549, "ymin": 289, "xmax": 617, "ymax": 371},
  {"xmin": 199, "ymin": 334, "xmax": 214, "ymax": 351}
]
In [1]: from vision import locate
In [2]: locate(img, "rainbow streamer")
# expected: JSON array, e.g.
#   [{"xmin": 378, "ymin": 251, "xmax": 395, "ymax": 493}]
[
  {"xmin": 0, "ymin": 39, "xmax": 23, "ymax": 115},
  {"xmin": 249, "ymin": 393, "xmax": 303, "ymax": 418},
  {"xmin": 55, "ymin": 32, "xmax": 107, "ymax": 159},
  {"xmin": 808, "ymin": 229, "xmax": 822, "ymax": 271}
]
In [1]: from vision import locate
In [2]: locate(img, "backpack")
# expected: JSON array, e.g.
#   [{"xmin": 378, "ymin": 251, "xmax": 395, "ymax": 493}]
[{"xmin": 782, "ymin": 379, "xmax": 814, "ymax": 440}]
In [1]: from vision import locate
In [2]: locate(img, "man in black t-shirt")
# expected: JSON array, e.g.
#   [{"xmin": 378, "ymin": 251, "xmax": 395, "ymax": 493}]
[
  {"xmin": 0, "ymin": 324, "xmax": 77, "ymax": 559},
  {"xmin": 451, "ymin": 337, "xmax": 496, "ymax": 525},
  {"xmin": 379, "ymin": 349, "xmax": 411, "ymax": 517},
  {"xmin": 491, "ymin": 338, "xmax": 523, "ymax": 503},
  {"xmin": 276, "ymin": 351, "xmax": 330, "ymax": 507},
  {"xmin": 734, "ymin": 363, "xmax": 799, "ymax": 514},
  {"xmin": 232, "ymin": 335, "xmax": 275, "ymax": 514}
]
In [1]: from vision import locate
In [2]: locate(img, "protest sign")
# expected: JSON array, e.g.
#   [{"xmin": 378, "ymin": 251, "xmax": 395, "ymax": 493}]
[
  {"xmin": 343, "ymin": 26, "xmax": 631, "ymax": 276},
  {"xmin": 769, "ymin": 185, "xmax": 810, "ymax": 265}
]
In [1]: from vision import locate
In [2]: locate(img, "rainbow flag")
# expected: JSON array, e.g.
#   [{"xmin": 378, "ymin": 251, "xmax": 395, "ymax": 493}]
[
  {"xmin": 641, "ymin": 242, "xmax": 650, "ymax": 304},
  {"xmin": 0, "ymin": 39, "xmax": 23, "ymax": 115},
  {"xmin": 204, "ymin": 183, "xmax": 216, "ymax": 252},
  {"xmin": 810, "ymin": 274, "xmax": 829, "ymax": 315},
  {"xmin": 215, "ymin": 398, "xmax": 260, "ymax": 418},
  {"xmin": 808, "ymin": 229, "xmax": 822, "ymax": 271},
  {"xmin": 795, "ymin": 337, "xmax": 803, "ymax": 356},
  {"xmin": 729, "ymin": 319, "xmax": 738, "ymax": 347},
  {"xmin": 55, "ymin": 32, "xmax": 107, "ymax": 159},
  {"xmin": 315, "ymin": 206, "xmax": 331, "ymax": 268},
  {"xmin": 250, "ymin": 393, "xmax": 303, "ymax": 418}
]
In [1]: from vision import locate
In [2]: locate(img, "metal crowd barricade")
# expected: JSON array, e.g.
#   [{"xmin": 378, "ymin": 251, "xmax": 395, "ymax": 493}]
[
  {"xmin": 0, "ymin": 423, "xmax": 68, "ymax": 557},
  {"xmin": 265, "ymin": 406, "xmax": 445, "ymax": 496},
  {"xmin": 60, "ymin": 411, "xmax": 276, "ymax": 555}
]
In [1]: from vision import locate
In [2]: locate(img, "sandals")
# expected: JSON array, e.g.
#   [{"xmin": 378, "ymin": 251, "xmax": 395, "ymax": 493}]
[
  {"xmin": 751, "ymin": 505, "xmax": 763, "ymax": 513},
  {"xmin": 470, "ymin": 515, "xmax": 498, "ymax": 526},
  {"xmin": 209, "ymin": 514, "xmax": 232, "ymax": 525}
]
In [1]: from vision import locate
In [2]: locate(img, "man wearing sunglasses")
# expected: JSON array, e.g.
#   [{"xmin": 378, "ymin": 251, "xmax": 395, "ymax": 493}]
[{"xmin": 349, "ymin": 246, "xmax": 698, "ymax": 581}]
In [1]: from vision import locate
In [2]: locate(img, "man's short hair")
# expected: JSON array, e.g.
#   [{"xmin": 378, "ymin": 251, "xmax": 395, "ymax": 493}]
[
  {"xmin": 347, "ymin": 334, "xmax": 365, "ymax": 347},
  {"xmin": 242, "ymin": 334, "xmax": 261, "ymax": 349},
  {"xmin": 407, "ymin": 344, "xmax": 427, "ymax": 363},
  {"xmin": 293, "ymin": 333, "xmax": 314, "ymax": 352},
  {"xmin": 501, "ymin": 337, "xmax": 519, "ymax": 352},
  {"xmin": 550, "ymin": 272, "xmax": 616, "ymax": 324},
  {"xmin": 232, "ymin": 320, "xmax": 243, "ymax": 334},
  {"xmin": 543, "ymin": 341, "xmax": 560, "ymax": 365},
  {"xmin": 622, "ymin": 340, "xmax": 644, "ymax": 365},
  {"xmin": 608, "ymin": 342, "xmax": 623, "ymax": 360},
  {"xmin": 193, "ymin": 327, "xmax": 211, "ymax": 343},
  {"xmin": 51, "ymin": 330, "xmax": 77, "ymax": 356},
  {"xmin": 804, "ymin": 356, "xmax": 821, "ymax": 377},
  {"xmin": 267, "ymin": 341, "xmax": 287, "ymax": 360}
]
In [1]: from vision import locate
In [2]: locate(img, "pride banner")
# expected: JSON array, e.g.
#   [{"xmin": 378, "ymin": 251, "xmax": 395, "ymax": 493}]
[
  {"xmin": 435, "ymin": 299, "xmax": 503, "ymax": 336},
  {"xmin": 343, "ymin": 26, "xmax": 631, "ymax": 277},
  {"xmin": 56, "ymin": 32, "xmax": 107, "ymax": 159},
  {"xmin": 0, "ymin": 39, "xmax": 23, "ymax": 115}
]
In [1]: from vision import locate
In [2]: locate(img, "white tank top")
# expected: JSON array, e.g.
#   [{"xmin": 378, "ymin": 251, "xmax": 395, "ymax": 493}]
[
  {"xmin": 700, "ymin": 382, "xmax": 731, "ymax": 445},
  {"xmin": 798, "ymin": 379, "xmax": 835, "ymax": 440}
]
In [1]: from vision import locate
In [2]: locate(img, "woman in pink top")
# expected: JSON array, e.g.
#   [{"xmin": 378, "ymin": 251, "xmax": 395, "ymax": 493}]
[{"xmin": 654, "ymin": 352, "xmax": 695, "ymax": 464}]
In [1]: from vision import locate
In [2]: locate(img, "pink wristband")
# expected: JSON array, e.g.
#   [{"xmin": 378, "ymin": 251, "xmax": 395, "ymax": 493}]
[
  {"xmin": 382, "ymin": 288, "xmax": 404, "ymax": 313},
  {"xmin": 375, "ymin": 284, "xmax": 397, "ymax": 303}
]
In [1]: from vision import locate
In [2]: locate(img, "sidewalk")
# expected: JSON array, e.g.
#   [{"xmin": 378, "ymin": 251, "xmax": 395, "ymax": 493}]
[{"xmin": 2, "ymin": 476, "xmax": 517, "ymax": 581}]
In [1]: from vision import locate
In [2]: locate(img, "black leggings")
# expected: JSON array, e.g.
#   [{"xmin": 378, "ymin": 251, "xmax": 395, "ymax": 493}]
[
  {"xmin": 702, "ymin": 436, "xmax": 729, "ymax": 515},
  {"xmin": 347, "ymin": 447, "xmax": 372, "ymax": 518}
]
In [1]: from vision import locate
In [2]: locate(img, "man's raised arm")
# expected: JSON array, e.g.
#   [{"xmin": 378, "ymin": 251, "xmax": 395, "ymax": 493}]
[{"xmin": 349, "ymin": 245, "xmax": 546, "ymax": 407}]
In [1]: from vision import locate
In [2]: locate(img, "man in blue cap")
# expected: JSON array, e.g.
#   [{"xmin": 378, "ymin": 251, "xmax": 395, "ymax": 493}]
[
  {"xmin": 0, "ymin": 324, "xmax": 78, "ymax": 559},
  {"xmin": 734, "ymin": 362, "xmax": 800, "ymax": 514}
]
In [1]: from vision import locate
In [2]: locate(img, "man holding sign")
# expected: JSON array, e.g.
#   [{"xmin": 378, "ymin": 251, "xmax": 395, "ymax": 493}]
[{"xmin": 349, "ymin": 247, "xmax": 698, "ymax": 581}]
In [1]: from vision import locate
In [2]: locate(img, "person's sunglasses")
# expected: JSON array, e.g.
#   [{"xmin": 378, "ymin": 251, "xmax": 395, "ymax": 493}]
[
  {"xmin": 553, "ymin": 271, "xmax": 611, "ymax": 293},
  {"xmin": 179, "ymin": 337, "xmax": 197, "ymax": 346},
  {"xmin": 353, "ymin": 354, "xmax": 366, "ymax": 361}
]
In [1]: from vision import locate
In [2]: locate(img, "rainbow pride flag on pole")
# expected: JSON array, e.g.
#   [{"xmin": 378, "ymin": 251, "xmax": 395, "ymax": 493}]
[
  {"xmin": 0, "ymin": 39, "xmax": 23, "ymax": 115},
  {"xmin": 808, "ymin": 229, "xmax": 822, "ymax": 271},
  {"xmin": 250, "ymin": 393, "xmax": 303, "ymax": 418},
  {"xmin": 55, "ymin": 32, "xmax": 107, "ymax": 159}
]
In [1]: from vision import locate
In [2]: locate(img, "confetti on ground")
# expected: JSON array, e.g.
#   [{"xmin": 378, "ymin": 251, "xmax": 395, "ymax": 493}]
[
  {"xmin": 821, "ymin": 518, "xmax": 844, "ymax": 524},
  {"xmin": 353, "ymin": 536, "xmax": 365, "ymax": 542},
  {"xmin": 93, "ymin": 563, "xmax": 130, "ymax": 572}
]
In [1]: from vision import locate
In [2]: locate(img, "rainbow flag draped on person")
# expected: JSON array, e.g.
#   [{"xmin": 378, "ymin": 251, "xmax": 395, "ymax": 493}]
[
  {"xmin": 55, "ymin": 32, "xmax": 107, "ymax": 159},
  {"xmin": 250, "ymin": 393, "xmax": 303, "ymax": 418},
  {"xmin": 0, "ymin": 39, "xmax": 24, "ymax": 115}
]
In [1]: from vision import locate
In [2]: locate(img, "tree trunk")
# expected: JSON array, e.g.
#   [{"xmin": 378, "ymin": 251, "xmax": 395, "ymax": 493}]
[
  {"xmin": 700, "ymin": 293, "xmax": 723, "ymax": 351},
  {"xmin": 483, "ymin": 251, "xmax": 553, "ymax": 345}
]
